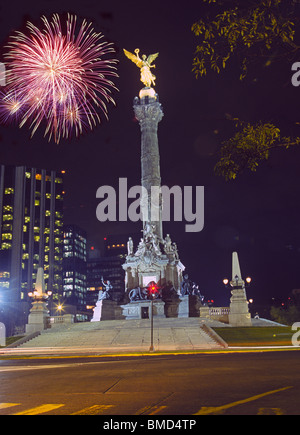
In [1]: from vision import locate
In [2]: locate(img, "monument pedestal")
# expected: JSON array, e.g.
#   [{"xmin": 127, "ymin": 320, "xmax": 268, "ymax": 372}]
[
  {"xmin": 25, "ymin": 299, "xmax": 50, "ymax": 334},
  {"xmin": 121, "ymin": 300, "xmax": 166, "ymax": 320},
  {"xmin": 91, "ymin": 300, "xmax": 123, "ymax": 322},
  {"xmin": 229, "ymin": 288, "xmax": 252, "ymax": 327},
  {"xmin": 177, "ymin": 295, "xmax": 202, "ymax": 318},
  {"xmin": 163, "ymin": 298, "xmax": 180, "ymax": 318},
  {"xmin": 0, "ymin": 322, "xmax": 5, "ymax": 347}
]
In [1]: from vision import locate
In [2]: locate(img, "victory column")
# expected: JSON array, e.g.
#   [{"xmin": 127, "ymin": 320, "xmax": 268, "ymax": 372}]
[{"xmin": 121, "ymin": 48, "xmax": 186, "ymax": 319}]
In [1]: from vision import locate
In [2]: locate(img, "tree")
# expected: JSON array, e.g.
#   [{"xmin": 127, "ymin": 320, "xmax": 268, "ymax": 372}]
[
  {"xmin": 192, "ymin": 0, "xmax": 298, "ymax": 81},
  {"xmin": 214, "ymin": 121, "xmax": 300, "ymax": 180},
  {"xmin": 192, "ymin": 0, "xmax": 300, "ymax": 180},
  {"xmin": 270, "ymin": 304, "xmax": 300, "ymax": 325}
]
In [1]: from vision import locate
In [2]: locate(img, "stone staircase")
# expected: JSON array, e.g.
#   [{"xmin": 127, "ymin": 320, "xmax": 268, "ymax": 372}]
[{"xmin": 15, "ymin": 318, "xmax": 227, "ymax": 353}]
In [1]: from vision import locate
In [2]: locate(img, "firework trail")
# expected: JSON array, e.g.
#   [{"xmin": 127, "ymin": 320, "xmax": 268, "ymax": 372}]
[{"xmin": 1, "ymin": 14, "xmax": 118, "ymax": 143}]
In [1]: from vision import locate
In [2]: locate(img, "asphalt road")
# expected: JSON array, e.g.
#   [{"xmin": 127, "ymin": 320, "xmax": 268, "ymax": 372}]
[{"xmin": 0, "ymin": 350, "xmax": 299, "ymax": 416}]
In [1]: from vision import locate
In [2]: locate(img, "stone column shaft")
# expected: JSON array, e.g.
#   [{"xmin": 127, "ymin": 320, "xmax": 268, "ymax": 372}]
[{"xmin": 134, "ymin": 94, "xmax": 163, "ymax": 239}]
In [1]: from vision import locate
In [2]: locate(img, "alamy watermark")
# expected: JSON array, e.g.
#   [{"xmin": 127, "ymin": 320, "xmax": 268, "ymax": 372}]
[
  {"xmin": 0, "ymin": 62, "xmax": 6, "ymax": 87},
  {"xmin": 96, "ymin": 178, "xmax": 204, "ymax": 233},
  {"xmin": 291, "ymin": 62, "xmax": 300, "ymax": 87}
]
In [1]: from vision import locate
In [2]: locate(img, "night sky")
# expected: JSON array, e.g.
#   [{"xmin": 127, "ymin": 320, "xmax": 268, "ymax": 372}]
[{"xmin": 0, "ymin": 0, "xmax": 300, "ymax": 309}]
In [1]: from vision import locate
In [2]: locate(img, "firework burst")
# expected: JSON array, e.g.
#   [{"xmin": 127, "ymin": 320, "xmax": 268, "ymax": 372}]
[{"xmin": 1, "ymin": 14, "xmax": 118, "ymax": 143}]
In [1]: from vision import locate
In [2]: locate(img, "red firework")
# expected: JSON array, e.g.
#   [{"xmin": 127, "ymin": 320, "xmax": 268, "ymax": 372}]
[{"xmin": 1, "ymin": 14, "xmax": 118, "ymax": 143}]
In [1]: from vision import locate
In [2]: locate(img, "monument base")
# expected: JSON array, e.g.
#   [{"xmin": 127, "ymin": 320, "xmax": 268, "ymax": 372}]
[
  {"xmin": 0, "ymin": 322, "xmax": 5, "ymax": 347},
  {"xmin": 91, "ymin": 300, "xmax": 124, "ymax": 322},
  {"xmin": 177, "ymin": 295, "xmax": 202, "ymax": 318},
  {"xmin": 229, "ymin": 288, "xmax": 252, "ymax": 327},
  {"xmin": 25, "ymin": 300, "xmax": 50, "ymax": 334},
  {"xmin": 163, "ymin": 298, "xmax": 180, "ymax": 318},
  {"xmin": 121, "ymin": 300, "xmax": 166, "ymax": 320}
]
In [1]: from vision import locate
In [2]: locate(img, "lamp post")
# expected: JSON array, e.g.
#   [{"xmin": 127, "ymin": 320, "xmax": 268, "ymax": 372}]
[
  {"xmin": 147, "ymin": 282, "xmax": 160, "ymax": 352},
  {"xmin": 150, "ymin": 296, "xmax": 155, "ymax": 352}
]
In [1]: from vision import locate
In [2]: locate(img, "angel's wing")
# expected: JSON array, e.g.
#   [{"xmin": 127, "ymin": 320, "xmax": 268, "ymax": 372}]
[
  {"xmin": 123, "ymin": 49, "xmax": 143, "ymax": 68},
  {"xmin": 147, "ymin": 52, "xmax": 159, "ymax": 65}
]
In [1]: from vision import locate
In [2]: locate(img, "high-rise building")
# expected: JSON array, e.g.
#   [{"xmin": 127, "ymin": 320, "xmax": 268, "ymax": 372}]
[
  {"xmin": 0, "ymin": 164, "xmax": 64, "ymax": 332},
  {"xmin": 103, "ymin": 233, "xmax": 140, "ymax": 257},
  {"xmin": 86, "ymin": 255, "xmax": 125, "ymax": 308},
  {"xmin": 86, "ymin": 234, "xmax": 141, "ymax": 312},
  {"xmin": 62, "ymin": 224, "xmax": 87, "ymax": 320}
]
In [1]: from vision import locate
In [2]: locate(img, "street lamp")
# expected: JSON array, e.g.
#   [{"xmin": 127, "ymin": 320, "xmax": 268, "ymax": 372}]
[
  {"xmin": 222, "ymin": 276, "xmax": 252, "ymax": 289},
  {"xmin": 55, "ymin": 302, "xmax": 65, "ymax": 314}
]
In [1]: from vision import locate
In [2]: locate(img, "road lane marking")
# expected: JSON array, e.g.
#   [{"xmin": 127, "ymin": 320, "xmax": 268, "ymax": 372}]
[
  {"xmin": 138, "ymin": 405, "xmax": 167, "ymax": 415},
  {"xmin": 13, "ymin": 404, "xmax": 65, "ymax": 415},
  {"xmin": 0, "ymin": 403, "xmax": 20, "ymax": 410},
  {"xmin": 0, "ymin": 360, "xmax": 139, "ymax": 372},
  {"xmin": 194, "ymin": 386, "xmax": 293, "ymax": 415},
  {"xmin": 0, "ymin": 363, "xmax": 86, "ymax": 372},
  {"xmin": 71, "ymin": 405, "xmax": 114, "ymax": 415},
  {"xmin": 257, "ymin": 408, "xmax": 284, "ymax": 415},
  {"xmin": 148, "ymin": 406, "xmax": 167, "ymax": 415}
]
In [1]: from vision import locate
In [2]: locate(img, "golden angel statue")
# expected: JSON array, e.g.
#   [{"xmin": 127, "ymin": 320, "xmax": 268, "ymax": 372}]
[{"xmin": 123, "ymin": 48, "xmax": 159, "ymax": 88}]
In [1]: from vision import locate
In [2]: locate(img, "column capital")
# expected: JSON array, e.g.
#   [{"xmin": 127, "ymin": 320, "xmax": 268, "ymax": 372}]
[{"xmin": 134, "ymin": 98, "xmax": 163, "ymax": 127}]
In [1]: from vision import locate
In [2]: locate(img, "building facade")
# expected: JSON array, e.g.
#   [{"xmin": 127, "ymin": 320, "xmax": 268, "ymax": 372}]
[
  {"xmin": 0, "ymin": 164, "xmax": 64, "ymax": 332},
  {"xmin": 62, "ymin": 224, "xmax": 87, "ymax": 320},
  {"xmin": 86, "ymin": 254, "xmax": 126, "ymax": 314}
]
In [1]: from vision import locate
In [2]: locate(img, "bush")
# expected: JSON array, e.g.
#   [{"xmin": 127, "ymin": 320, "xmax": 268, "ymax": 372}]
[{"xmin": 270, "ymin": 305, "xmax": 300, "ymax": 326}]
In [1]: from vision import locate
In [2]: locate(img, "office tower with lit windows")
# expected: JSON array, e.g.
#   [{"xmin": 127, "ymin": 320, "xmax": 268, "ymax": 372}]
[
  {"xmin": 0, "ymin": 164, "xmax": 64, "ymax": 332},
  {"xmin": 62, "ymin": 224, "xmax": 87, "ymax": 319}
]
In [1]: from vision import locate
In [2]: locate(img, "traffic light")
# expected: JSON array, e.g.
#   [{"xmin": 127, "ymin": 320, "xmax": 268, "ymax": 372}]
[{"xmin": 147, "ymin": 281, "xmax": 160, "ymax": 299}]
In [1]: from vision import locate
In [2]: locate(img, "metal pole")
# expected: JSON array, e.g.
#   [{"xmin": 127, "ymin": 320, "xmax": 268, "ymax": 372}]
[{"xmin": 149, "ymin": 298, "xmax": 154, "ymax": 352}]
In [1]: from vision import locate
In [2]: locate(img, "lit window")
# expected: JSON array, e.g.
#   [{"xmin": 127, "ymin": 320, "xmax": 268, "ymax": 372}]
[
  {"xmin": 2, "ymin": 233, "xmax": 12, "ymax": 240},
  {"xmin": 3, "ymin": 205, "xmax": 13, "ymax": 212}
]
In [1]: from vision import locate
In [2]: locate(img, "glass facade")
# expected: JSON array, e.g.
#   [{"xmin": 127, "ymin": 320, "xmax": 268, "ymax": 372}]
[
  {"xmin": 0, "ymin": 165, "xmax": 64, "ymax": 331},
  {"xmin": 86, "ymin": 255, "xmax": 125, "ymax": 309},
  {"xmin": 62, "ymin": 225, "xmax": 87, "ymax": 318}
]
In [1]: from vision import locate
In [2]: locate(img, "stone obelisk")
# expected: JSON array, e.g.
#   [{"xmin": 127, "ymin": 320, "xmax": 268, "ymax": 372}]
[
  {"xmin": 25, "ymin": 267, "xmax": 50, "ymax": 333},
  {"xmin": 229, "ymin": 252, "xmax": 252, "ymax": 327}
]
